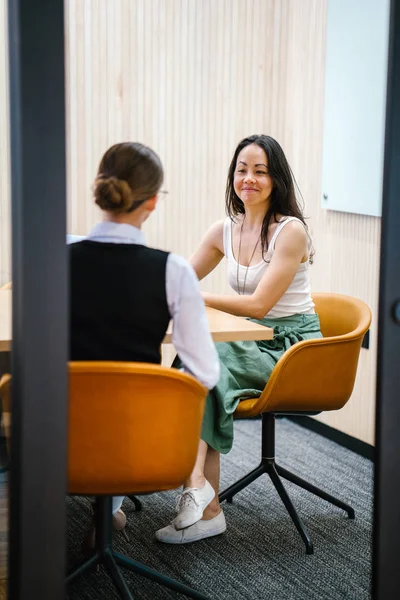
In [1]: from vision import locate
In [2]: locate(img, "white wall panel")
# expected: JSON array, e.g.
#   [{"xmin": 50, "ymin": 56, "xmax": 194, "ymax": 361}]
[
  {"xmin": 0, "ymin": 1, "xmax": 10, "ymax": 288},
  {"xmin": 321, "ymin": 0, "xmax": 390, "ymax": 216}
]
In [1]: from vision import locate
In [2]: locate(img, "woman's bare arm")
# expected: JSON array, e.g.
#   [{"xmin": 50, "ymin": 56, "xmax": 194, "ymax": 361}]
[{"xmin": 189, "ymin": 220, "xmax": 225, "ymax": 281}]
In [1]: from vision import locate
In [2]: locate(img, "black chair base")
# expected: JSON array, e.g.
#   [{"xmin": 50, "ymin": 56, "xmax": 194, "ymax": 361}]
[
  {"xmin": 67, "ymin": 496, "xmax": 209, "ymax": 600},
  {"xmin": 127, "ymin": 495, "xmax": 143, "ymax": 511},
  {"xmin": 219, "ymin": 413, "xmax": 355, "ymax": 555}
]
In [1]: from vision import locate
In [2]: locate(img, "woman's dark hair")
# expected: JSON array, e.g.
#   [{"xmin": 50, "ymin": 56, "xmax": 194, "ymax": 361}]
[
  {"xmin": 94, "ymin": 142, "xmax": 163, "ymax": 213},
  {"xmin": 226, "ymin": 134, "xmax": 312, "ymax": 261}
]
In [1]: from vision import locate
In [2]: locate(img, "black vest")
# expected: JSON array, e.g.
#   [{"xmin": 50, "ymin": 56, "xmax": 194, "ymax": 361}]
[{"xmin": 69, "ymin": 241, "xmax": 170, "ymax": 364}]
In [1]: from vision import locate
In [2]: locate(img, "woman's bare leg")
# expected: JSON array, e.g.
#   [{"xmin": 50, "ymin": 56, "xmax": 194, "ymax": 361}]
[
  {"xmin": 202, "ymin": 446, "xmax": 221, "ymax": 519},
  {"xmin": 184, "ymin": 439, "xmax": 208, "ymax": 488},
  {"xmin": 183, "ymin": 440, "xmax": 221, "ymax": 520}
]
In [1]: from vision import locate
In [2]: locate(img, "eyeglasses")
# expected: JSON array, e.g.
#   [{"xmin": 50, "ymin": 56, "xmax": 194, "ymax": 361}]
[{"xmin": 158, "ymin": 190, "xmax": 169, "ymax": 199}]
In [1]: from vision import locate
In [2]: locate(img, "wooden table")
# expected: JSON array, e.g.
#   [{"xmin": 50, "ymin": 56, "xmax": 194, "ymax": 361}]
[
  {"xmin": 0, "ymin": 290, "xmax": 273, "ymax": 351},
  {"xmin": 164, "ymin": 306, "xmax": 273, "ymax": 343}
]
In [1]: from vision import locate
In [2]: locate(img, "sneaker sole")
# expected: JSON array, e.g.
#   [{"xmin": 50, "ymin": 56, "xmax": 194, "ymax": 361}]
[{"xmin": 157, "ymin": 525, "xmax": 227, "ymax": 545}]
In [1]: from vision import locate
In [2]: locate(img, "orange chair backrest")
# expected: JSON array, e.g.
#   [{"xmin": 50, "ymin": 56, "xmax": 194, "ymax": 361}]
[
  {"xmin": 0, "ymin": 374, "xmax": 11, "ymax": 451},
  {"xmin": 0, "ymin": 373, "xmax": 11, "ymax": 414},
  {"xmin": 313, "ymin": 293, "xmax": 370, "ymax": 338},
  {"xmin": 68, "ymin": 362, "xmax": 207, "ymax": 496},
  {"xmin": 235, "ymin": 293, "xmax": 372, "ymax": 417}
]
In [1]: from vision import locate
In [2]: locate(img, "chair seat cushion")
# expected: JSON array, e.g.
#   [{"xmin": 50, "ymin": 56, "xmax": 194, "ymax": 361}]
[{"xmin": 200, "ymin": 314, "xmax": 322, "ymax": 454}]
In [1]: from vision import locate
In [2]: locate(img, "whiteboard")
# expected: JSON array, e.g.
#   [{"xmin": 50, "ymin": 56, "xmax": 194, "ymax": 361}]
[{"xmin": 321, "ymin": 0, "xmax": 390, "ymax": 217}]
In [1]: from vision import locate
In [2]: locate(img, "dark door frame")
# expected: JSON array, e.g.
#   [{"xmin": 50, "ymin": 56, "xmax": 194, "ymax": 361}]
[
  {"xmin": 373, "ymin": 0, "xmax": 400, "ymax": 598},
  {"xmin": 7, "ymin": 1, "xmax": 68, "ymax": 598}
]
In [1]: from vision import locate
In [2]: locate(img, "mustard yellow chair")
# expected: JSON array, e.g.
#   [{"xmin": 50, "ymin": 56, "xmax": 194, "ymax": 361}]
[
  {"xmin": 0, "ymin": 282, "xmax": 12, "ymax": 384},
  {"xmin": 0, "ymin": 283, "xmax": 11, "ymax": 385},
  {"xmin": 0, "ymin": 374, "xmax": 11, "ymax": 467},
  {"xmin": 0, "ymin": 374, "xmax": 11, "ymax": 413},
  {"xmin": 66, "ymin": 362, "xmax": 210, "ymax": 600},
  {"xmin": 219, "ymin": 293, "xmax": 372, "ymax": 555},
  {"xmin": 0, "ymin": 363, "xmax": 209, "ymax": 600}
]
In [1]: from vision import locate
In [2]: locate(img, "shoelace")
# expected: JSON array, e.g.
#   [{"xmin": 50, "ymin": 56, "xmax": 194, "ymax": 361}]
[{"xmin": 175, "ymin": 489, "xmax": 199, "ymax": 513}]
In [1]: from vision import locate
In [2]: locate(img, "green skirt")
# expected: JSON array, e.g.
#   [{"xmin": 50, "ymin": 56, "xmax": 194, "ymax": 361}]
[{"xmin": 201, "ymin": 313, "xmax": 322, "ymax": 454}]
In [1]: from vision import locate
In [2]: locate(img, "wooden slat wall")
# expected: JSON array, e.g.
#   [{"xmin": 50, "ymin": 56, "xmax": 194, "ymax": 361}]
[
  {"xmin": 0, "ymin": 0, "xmax": 380, "ymax": 444},
  {"xmin": 268, "ymin": 0, "xmax": 380, "ymax": 445}
]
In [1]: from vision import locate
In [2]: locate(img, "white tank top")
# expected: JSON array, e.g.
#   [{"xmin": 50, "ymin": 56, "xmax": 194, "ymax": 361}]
[{"xmin": 223, "ymin": 217, "xmax": 315, "ymax": 318}]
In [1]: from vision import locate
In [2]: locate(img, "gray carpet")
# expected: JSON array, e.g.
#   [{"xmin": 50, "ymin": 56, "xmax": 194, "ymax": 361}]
[{"xmin": 66, "ymin": 419, "xmax": 373, "ymax": 600}]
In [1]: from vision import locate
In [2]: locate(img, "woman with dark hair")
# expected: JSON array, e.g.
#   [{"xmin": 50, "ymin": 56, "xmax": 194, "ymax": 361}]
[
  {"xmin": 156, "ymin": 135, "xmax": 322, "ymax": 544},
  {"xmin": 69, "ymin": 142, "xmax": 220, "ymax": 546}
]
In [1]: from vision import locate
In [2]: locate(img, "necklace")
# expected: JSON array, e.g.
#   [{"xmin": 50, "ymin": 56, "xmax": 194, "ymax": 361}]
[{"xmin": 236, "ymin": 219, "xmax": 261, "ymax": 296}]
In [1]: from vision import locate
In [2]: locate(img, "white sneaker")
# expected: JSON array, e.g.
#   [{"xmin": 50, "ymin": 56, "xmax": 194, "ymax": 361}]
[
  {"xmin": 173, "ymin": 480, "xmax": 216, "ymax": 530},
  {"xmin": 155, "ymin": 511, "xmax": 226, "ymax": 544}
]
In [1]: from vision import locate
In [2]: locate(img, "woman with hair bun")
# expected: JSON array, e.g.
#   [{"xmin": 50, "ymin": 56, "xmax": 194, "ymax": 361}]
[{"xmin": 69, "ymin": 142, "xmax": 220, "ymax": 547}]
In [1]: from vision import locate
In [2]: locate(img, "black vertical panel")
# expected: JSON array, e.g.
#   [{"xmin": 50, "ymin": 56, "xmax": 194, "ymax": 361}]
[
  {"xmin": 374, "ymin": 0, "xmax": 400, "ymax": 597},
  {"xmin": 7, "ymin": 1, "xmax": 68, "ymax": 598}
]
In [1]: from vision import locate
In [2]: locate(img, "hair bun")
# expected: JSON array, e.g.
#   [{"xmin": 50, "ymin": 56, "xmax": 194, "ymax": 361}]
[{"xmin": 94, "ymin": 176, "xmax": 133, "ymax": 212}]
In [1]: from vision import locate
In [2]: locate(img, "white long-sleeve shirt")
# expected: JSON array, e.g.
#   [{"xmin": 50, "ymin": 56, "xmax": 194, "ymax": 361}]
[{"xmin": 68, "ymin": 223, "xmax": 220, "ymax": 390}]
